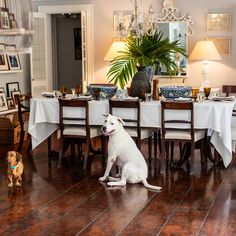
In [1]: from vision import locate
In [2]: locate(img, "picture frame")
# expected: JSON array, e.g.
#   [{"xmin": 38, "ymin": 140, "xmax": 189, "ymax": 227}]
[
  {"xmin": 0, "ymin": 92, "xmax": 8, "ymax": 112},
  {"xmin": 7, "ymin": 53, "xmax": 21, "ymax": 70},
  {"xmin": 0, "ymin": 53, "xmax": 9, "ymax": 70},
  {"xmin": 11, "ymin": 90, "xmax": 21, "ymax": 106},
  {"xmin": 6, "ymin": 82, "xmax": 20, "ymax": 97},
  {"xmin": 207, "ymin": 37, "xmax": 231, "ymax": 55},
  {"xmin": 207, "ymin": 13, "xmax": 231, "ymax": 32},
  {"xmin": 5, "ymin": 44, "xmax": 16, "ymax": 51},
  {"xmin": 0, "ymin": 7, "xmax": 10, "ymax": 29},
  {"xmin": 0, "ymin": 0, "xmax": 5, "ymax": 8},
  {"xmin": 0, "ymin": 87, "xmax": 5, "ymax": 93},
  {"xmin": 0, "ymin": 43, "xmax": 5, "ymax": 50},
  {"xmin": 9, "ymin": 13, "xmax": 18, "ymax": 29},
  {"xmin": 6, "ymin": 97, "xmax": 15, "ymax": 110}
]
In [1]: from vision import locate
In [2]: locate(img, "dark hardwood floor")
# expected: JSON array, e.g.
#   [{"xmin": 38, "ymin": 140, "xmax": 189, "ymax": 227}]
[{"xmin": 0, "ymin": 136, "xmax": 236, "ymax": 236}]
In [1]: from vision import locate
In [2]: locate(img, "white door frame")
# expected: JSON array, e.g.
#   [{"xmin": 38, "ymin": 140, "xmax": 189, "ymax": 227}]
[{"xmin": 38, "ymin": 4, "xmax": 94, "ymax": 92}]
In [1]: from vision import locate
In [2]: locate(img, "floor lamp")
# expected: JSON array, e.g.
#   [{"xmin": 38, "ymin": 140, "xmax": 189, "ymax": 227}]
[{"xmin": 189, "ymin": 40, "xmax": 222, "ymax": 88}]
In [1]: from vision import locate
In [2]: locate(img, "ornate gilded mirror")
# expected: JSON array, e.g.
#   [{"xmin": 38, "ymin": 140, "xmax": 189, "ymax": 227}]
[{"xmin": 156, "ymin": 0, "xmax": 193, "ymax": 77}]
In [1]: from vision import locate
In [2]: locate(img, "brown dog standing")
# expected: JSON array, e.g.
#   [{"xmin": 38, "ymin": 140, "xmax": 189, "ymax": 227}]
[{"xmin": 7, "ymin": 151, "xmax": 24, "ymax": 188}]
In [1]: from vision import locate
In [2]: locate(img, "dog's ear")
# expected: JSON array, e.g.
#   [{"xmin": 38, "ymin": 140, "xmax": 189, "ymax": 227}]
[
  {"xmin": 117, "ymin": 117, "xmax": 125, "ymax": 125},
  {"xmin": 16, "ymin": 152, "xmax": 22, "ymax": 162}
]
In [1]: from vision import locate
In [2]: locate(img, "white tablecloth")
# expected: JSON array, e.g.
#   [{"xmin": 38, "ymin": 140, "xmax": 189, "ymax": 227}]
[{"xmin": 28, "ymin": 97, "xmax": 236, "ymax": 167}]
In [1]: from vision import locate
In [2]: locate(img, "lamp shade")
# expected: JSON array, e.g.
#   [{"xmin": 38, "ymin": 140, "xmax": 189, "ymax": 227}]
[
  {"xmin": 189, "ymin": 41, "xmax": 222, "ymax": 61},
  {"xmin": 104, "ymin": 41, "xmax": 127, "ymax": 61}
]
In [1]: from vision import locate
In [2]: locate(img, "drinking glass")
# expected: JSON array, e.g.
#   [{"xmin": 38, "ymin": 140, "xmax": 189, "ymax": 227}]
[
  {"xmin": 203, "ymin": 87, "xmax": 211, "ymax": 100},
  {"xmin": 60, "ymin": 85, "xmax": 68, "ymax": 98},
  {"xmin": 75, "ymin": 85, "xmax": 81, "ymax": 96},
  {"xmin": 191, "ymin": 88, "xmax": 199, "ymax": 101}
]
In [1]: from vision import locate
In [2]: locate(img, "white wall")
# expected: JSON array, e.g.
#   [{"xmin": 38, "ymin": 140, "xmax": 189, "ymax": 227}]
[{"xmin": 31, "ymin": 0, "xmax": 236, "ymax": 89}]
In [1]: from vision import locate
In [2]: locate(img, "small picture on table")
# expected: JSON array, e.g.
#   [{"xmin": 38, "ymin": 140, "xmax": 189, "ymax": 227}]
[
  {"xmin": 11, "ymin": 90, "xmax": 21, "ymax": 106},
  {"xmin": 0, "ymin": 92, "xmax": 8, "ymax": 112},
  {"xmin": 7, "ymin": 53, "xmax": 21, "ymax": 70},
  {"xmin": 6, "ymin": 82, "xmax": 20, "ymax": 97},
  {"xmin": 0, "ymin": 8, "xmax": 10, "ymax": 29},
  {"xmin": 6, "ymin": 98, "xmax": 15, "ymax": 110},
  {"xmin": 0, "ymin": 87, "xmax": 5, "ymax": 93},
  {"xmin": 0, "ymin": 53, "xmax": 8, "ymax": 71}
]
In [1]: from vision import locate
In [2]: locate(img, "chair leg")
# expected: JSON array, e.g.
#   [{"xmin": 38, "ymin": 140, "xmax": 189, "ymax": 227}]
[
  {"xmin": 158, "ymin": 129, "xmax": 162, "ymax": 154},
  {"xmin": 101, "ymin": 136, "xmax": 108, "ymax": 167},
  {"xmin": 17, "ymin": 130, "xmax": 25, "ymax": 153},
  {"xmin": 190, "ymin": 142, "xmax": 195, "ymax": 175},
  {"xmin": 58, "ymin": 138, "xmax": 64, "ymax": 169},
  {"xmin": 170, "ymin": 141, "xmax": 174, "ymax": 164},
  {"xmin": 148, "ymin": 136, "xmax": 152, "ymax": 161},
  {"xmin": 83, "ymin": 139, "xmax": 90, "ymax": 170},
  {"xmin": 154, "ymin": 132, "xmax": 157, "ymax": 159},
  {"xmin": 160, "ymin": 140, "xmax": 166, "ymax": 173}
]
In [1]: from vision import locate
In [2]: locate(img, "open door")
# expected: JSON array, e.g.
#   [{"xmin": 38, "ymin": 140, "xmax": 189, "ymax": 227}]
[{"xmin": 30, "ymin": 12, "xmax": 53, "ymax": 97}]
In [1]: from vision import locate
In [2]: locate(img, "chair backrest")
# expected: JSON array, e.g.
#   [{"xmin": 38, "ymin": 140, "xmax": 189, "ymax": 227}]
[
  {"xmin": 161, "ymin": 101, "xmax": 194, "ymax": 140},
  {"xmin": 109, "ymin": 100, "xmax": 141, "ymax": 138},
  {"xmin": 222, "ymin": 85, "xmax": 236, "ymax": 97},
  {"xmin": 15, "ymin": 93, "xmax": 31, "ymax": 130},
  {"xmin": 58, "ymin": 98, "xmax": 89, "ymax": 136}
]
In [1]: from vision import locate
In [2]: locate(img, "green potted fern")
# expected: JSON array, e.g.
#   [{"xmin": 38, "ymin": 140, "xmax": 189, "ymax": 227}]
[{"xmin": 107, "ymin": 31, "xmax": 187, "ymax": 96}]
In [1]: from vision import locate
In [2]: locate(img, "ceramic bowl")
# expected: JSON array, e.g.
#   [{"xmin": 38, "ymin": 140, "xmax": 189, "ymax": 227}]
[
  {"xmin": 87, "ymin": 84, "xmax": 117, "ymax": 99},
  {"xmin": 160, "ymin": 86, "xmax": 192, "ymax": 99}
]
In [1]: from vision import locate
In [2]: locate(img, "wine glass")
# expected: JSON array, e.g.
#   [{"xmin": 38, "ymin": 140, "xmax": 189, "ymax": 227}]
[
  {"xmin": 203, "ymin": 87, "xmax": 211, "ymax": 100},
  {"xmin": 75, "ymin": 85, "xmax": 81, "ymax": 96},
  {"xmin": 60, "ymin": 85, "xmax": 68, "ymax": 98}
]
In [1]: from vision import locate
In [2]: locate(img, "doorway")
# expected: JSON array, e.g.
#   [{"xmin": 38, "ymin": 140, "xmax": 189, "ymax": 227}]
[
  {"xmin": 31, "ymin": 4, "xmax": 93, "ymax": 96},
  {"xmin": 51, "ymin": 13, "xmax": 82, "ymax": 90}
]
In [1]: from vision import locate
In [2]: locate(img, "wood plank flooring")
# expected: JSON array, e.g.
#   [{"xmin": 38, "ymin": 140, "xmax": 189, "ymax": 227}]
[{"xmin": 0, "ymin": 136, "xmax": 236, "ymax": 236}]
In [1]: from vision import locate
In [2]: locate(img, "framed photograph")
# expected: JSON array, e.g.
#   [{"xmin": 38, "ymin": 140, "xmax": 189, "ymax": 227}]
[
  {"xmin": 11, "ymin": 90, "xmax": 21, "ymax": 106},
  {"xmin": 0, "ymin": 92, "xmax": 8, "ymax": 112},
  {"xmin": 0, "ymin": 43, "xmax": 5, "ymax": 50},
  {"xmin": 6, "ymin": 98, "xmax": 15, "ymax": 110},
  {"xmin": 0, "ymin": 0, "xmax": 5, "ymax": 8},
  {"xmin": 7, "ymin": 53, "xmax": 21, "ymax": 70},
  {"xmin": 207, "ymin": 13, "xmax": 231, "ymax": 32},
  {"xmin": 6, "ymin": 82, "xmax": 20, "ymax": 97},
  {"xmin": 0, "ymin": 53, "xmax": 9, "ymax": 70},
  {"xmin": 207, "ymin": 37, "xmax": 231, "ymax": 55},
  {"xmin": 5, "ymin": 44, "xmax": 16, "ymax": 51},
  {"xmin": 113, "ymin": 10, "xmax": 133, "ymax": 37},
  {"xmin": 0, "ymin": 87, "xmax": 4, "ymax": 93},
  {"xmin": 0, "ymin": 8, "xmax": 10, "ymax": 29},
  {"xmin": 9, "ymin": 13, "xmax": 18, "ymax": 29}
]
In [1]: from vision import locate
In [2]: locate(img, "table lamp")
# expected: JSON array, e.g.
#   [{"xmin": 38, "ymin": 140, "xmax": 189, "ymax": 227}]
[
  {"xmin": 104, "ymin": 41, "xmax": 127, "ymax": 61},
  {"xmin": 189, "ymin": 40, "xmax": 222, "ymax": 87}
]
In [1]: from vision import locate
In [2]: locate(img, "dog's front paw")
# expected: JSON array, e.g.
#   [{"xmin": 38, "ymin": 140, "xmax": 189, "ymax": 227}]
[
  {"xmin": 16, "ymin": 182, "xmax": 21, "ymax": 187},
  {"xmin": 8, "ymin": 183, "xmax": 13, "ymax": 188},
  {"xmin": 99, "ymin": 176, "xmax": 107, "ymax": 182}
]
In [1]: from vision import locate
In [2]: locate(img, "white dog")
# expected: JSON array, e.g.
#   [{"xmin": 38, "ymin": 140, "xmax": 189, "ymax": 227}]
[{"xmin": 99, "ymin": 114, "xmax": 161, "ymax": 190}]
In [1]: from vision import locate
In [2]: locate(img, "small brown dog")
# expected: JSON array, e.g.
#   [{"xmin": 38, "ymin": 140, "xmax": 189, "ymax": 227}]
[{"xmin": 7, "ymin": 151, "xmax": 24, "ymax": 188}]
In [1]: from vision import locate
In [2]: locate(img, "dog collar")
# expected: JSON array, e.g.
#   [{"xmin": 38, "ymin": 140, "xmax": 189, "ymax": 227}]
[{"xmin": 9, "ymin": 165, "xmax": 17, "ymax": 169}]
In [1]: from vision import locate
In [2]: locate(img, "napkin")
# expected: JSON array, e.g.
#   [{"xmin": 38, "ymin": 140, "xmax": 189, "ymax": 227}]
[
  {"xmin": 41, "ymin": 91, "xmax": 55, "ymax": 97},
  {"xmin": 174, "ymin": 97, "xmax": 191, "ymax": 101},
  {"xmin": 75, "ymin": 95, "xmax": 93, "ymax": 100}
]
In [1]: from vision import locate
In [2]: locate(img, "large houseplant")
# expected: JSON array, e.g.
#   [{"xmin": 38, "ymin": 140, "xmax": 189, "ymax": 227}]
[{"xmin": 107, "ymin": 31, "xmax": 187, "ymax": 89}]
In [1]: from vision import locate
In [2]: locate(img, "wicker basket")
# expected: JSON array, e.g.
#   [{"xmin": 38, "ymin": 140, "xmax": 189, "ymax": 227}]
[{"xmin": 0, "ymin": 117, "xmax": 27, "ymax": 144}]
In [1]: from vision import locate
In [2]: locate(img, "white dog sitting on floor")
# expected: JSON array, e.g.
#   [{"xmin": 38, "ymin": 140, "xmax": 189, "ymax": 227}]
[{"xmin": 99, "ymin": 114, "xmax": 161, "ymax": 190}]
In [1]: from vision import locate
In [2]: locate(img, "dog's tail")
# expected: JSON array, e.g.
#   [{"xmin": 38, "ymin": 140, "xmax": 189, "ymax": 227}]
[{"xmin": 142, "ymin": 179, "xmax": 162, "ymax": 190}]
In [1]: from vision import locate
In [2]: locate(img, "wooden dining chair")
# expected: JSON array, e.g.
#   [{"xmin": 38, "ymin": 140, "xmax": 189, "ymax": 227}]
[
  {"xmin": 58, "ymin": 98, "xmax": 102, "ymax": 169},
  {"xmin": 160, "ymin": 101, "xmax": 205, "ymax": 174},
  {"xmin": 15, "ymin": 93, "xmax": 32, "ymax": 153},
  {"xmin": 109, "ymin": 100, "xmax": 153, "ymax": 159}
]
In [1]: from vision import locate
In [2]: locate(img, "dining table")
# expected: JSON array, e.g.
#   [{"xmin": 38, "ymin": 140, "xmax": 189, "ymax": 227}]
[{"xmin": 28, "ymin": 96, "xmax": 236, "ymax": 168}]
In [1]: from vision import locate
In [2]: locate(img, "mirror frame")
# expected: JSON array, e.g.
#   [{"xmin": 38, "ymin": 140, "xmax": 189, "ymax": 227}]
[{"xmin": 156, "ymin": 0, "xmax": 194, "ymax": 77}]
